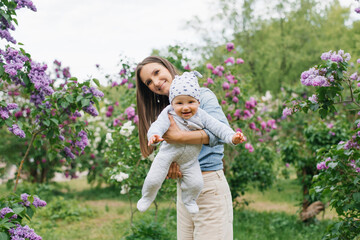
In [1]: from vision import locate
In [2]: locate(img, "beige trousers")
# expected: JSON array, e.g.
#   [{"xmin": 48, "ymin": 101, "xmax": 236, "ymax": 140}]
[{"xmin": 177, "ymin": 170, "xmax": 233, "ymax": 240}]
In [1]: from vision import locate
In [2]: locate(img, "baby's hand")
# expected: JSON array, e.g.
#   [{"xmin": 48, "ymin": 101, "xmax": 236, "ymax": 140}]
[
  {"xmin": 232, "ymin": 131, "xmax": 245, "ymax": 145},
  {"xmin": 148, "ymin": 134, "xmax": 164, "ymax": 146}
]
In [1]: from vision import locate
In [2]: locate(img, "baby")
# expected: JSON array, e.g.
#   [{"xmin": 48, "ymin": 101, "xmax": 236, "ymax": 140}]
[{"xmin": 137, "ymin": 71, "xmax": 245, "ymax": 214}]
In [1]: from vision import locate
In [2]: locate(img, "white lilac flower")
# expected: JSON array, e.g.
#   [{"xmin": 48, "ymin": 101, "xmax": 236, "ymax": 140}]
[
  {"xmin": 120, "ymin": 121, "xmax": 135, "ymax": 137},
  {"xmin": 120, "ymin": 184, "xmax": 130, "ymax": 194},
  {"xmin": 261, "ymin": 91, "xmax": 272, "ymax": 102},
  {"xmin": 111, "ymin": 172, "xmax": 129, "ymax": 182},
  {"xmin": 105, "ymin": 133, "xmax": 113, "ymax": 145}
]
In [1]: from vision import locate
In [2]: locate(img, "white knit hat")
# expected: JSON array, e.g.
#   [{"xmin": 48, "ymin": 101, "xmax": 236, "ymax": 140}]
[{"xmin": 169, "ymin": 71, "xmax": 202, "ymax": 103}]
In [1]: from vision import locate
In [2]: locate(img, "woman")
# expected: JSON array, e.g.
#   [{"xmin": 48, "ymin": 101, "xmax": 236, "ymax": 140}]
[{"xmin": 136, "ymin": 56, "xmax": 233, "ymax": 240}]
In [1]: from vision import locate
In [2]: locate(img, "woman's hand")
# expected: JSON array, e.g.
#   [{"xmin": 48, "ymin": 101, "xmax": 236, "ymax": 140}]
[
  {"xmin": 162, "ymin": 114, "xmax": 182, "ymax": 144},
  {"xmin": 167, "ymin": 162, "xmax": 182, "ymax": 179}
]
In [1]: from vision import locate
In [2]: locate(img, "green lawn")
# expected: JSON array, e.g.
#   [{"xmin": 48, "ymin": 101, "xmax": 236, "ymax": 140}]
[{"xmin": 0, "ymin": 177, "xmax": 335, "ymax": 239}]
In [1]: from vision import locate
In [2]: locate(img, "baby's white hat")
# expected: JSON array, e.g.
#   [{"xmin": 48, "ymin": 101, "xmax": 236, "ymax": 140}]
[{"xmin": 169, "ymin": 71, "xmax": 202, "ymax": 103}]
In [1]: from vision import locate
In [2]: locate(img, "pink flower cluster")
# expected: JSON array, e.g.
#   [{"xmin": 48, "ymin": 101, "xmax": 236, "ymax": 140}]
[
  {"xmin": 317, "ymin": 157, "xmax": 332, "ymax": 170},
  {"xmin": 245, "ymin": 143, "xmax": 254, "ymax": 153},
  {"xmin": 320, "ymin": 50, "xmax": 351, "ymax": 63}
]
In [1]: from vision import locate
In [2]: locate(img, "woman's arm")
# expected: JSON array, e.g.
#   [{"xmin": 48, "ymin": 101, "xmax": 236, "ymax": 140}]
[{"xmin": 162, "ymin": 115, "xmax": 209, "ymax": 145}]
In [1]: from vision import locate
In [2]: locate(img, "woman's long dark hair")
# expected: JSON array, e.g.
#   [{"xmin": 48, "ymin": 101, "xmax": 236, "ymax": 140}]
[{"xmin": 135, "ymin": 56, "xmax": 178, "ymax": 157}]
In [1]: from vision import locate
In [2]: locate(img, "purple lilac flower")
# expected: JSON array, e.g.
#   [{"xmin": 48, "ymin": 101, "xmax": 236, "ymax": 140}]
[
  {"xmin": 245, "ymin": 143, "xmax": 254, "ymax": 153},
  {"xmin": 6, "ymin": 103, "xmax": 18, "ymax": 110},
  {"xmin": 64, "ymin": 146, "xmax": 75, "ymax": 159},
  {"xmin": 222, "ymin": 82, "xmax": 230, "ymax": 90},
  {"xmin": 321, "ymin": 51, "xmax": 332, "ymax": 60},
  {"xmin": 232, "ymin": 96, "xmax": 239, "ymax": 103},
  {"xmin": 224, "ymin": 57, "xmax": 235, "ymax": 64},
  {"xmin": 236, "ymin": 58, "xmax": 244, "ymax": 64},
  {"xmin": 282, "ymin": 107, "xmax": 292, "ymax": 118},
  {"xmin": 232, "ymin": 87, "xmax": 240, "ymax": 96},
  {"xmin": 0, "ymin": 107, "xmax": 10, "ymax": 119},
  {"xmin": 125, "ymin": 107, "xmax": 135, "ymax": 120},
  {"xmin": 32, "ymin": 197, "xmax": 47, "ymax": 208},
  {"xmin": 62, "ymin": 67, "xmax": 71, "ymax": 78},
  {"xmin": 243, "ymin": 110, "xmax": 253, "ymax": 119},
  {"xmin": 206, "ymin": 63, "xmax": 214, "ymax": 70},
  {"xmin": 308, "ymin": 94, "xmax": 318, "ymax": 103},
  {"xmin": 83, "ymin": 104, "xmax": 99, "ymax": 117},
  {"xmin": 234, "ymin": 109, "xmax": 241, "ymax": 119},
  {"xmin": 9, "ymin": 224, "xmax": 42, "ymax": 240},
  {"xmin": 357, "ymin": 59, "xmax": 360, "ymax": 64},
  {"xmin": 227, "ymin": 114, "xmax": 232, "ymax": 121},
  {"xmin": 59, "ymin": 135, "xmax": 65, "ymax": 141},
  {"xmin": 119, "ymin": 68, "xmax": 126, "ymax": 75},
  {"xmin": 28, "ymin": 61, "xmax": 54, "ymax": 101},
  {"xmin": 0, "ymin": 29, "xmax": 16, "ymax": 44},
  {"xmin": 89, "ymin": 87, "xmax": 104, "ymax": 97},
  {"xmin": 30, "ymin": 92, "xmax": 45, "ymax": 106},
  {"xmin": 120, "ymin": 78, "xmax": 128, "ymax": 85},
  {"xmin": 317, "ymin": 157, "xmax": 332, "ymax": 170},
  {"xmin": 54, "ymin": 60, "xmax": 61, "ymax": 66},
  {"xmin": 133, "ymin": 115, "xmax": 139, "ymax": 124},
  {"xmin": 1, "ymin": 48, "xmax": 29, "ymax": 76},
  {"xmin": 21, "ymin": 193, "xmax": 31, "ymax": 206},
  {"xmin": 267, "ymin": 119, "xmax": 277, "ymax": 129},
  {"xmin": 350, "ymin": 73, "xmax": 358, "ymax": 81},
  {"xmin": 245, "ymin": 97, "xmax": 257, "ymax": 109},
  {"xmin": 0, "ymin": 207, "xmax": 17, "ymax": 219},
  {"xmin": 226, "ymin": 42, "xmax": 234, "ymax": 52},
  {"xmin": 75, "ymin": 130, "xmax": 89, "ymax": 151},
  {"xmin": 330, "ymin": 54, "xmax": 343, "ymax": 62},
  {"xmin": 15, "ymin": 0, "xmax": 37, "ymax": 11},
  {"xmin": 355, "ymin": 7, "xmax": 360, "ymax": 13},
  {"xmin": 8, "ymin": 124, "xmax": 25, "ymax": 138},
  {"xmin": 207, "ymin": 78, "xmax": 214, "ymax": 85},
  {"xmin": 184, "ymin": 64, "xmax": 191, "ymax": 70}
]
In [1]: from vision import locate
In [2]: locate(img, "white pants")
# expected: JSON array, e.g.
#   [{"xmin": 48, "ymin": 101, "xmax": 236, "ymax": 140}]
[
  {"xmin": 177, "ymin": 170, "xmax": 234, "ymax": 240},
  {"xmin": 139, "ymin": 143, "xmax": 203, "ymax": 212}
]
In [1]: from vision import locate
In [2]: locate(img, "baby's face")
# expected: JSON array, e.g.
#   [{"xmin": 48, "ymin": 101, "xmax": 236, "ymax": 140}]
[{"xmin": 171, "ymin": 95, "xmax": 199, "ymax": 119}]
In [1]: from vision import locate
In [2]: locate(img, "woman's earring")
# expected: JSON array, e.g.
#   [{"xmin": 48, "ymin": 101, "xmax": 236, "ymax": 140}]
[{"xmin": 157, "ymin": 98, "xmax": 160, "ymax": 103}]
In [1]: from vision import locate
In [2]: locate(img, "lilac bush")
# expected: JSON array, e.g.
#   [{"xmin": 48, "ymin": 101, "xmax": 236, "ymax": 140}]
[
  {"xmin": 0, "ymin": 3, "xmax": 105, "ymax": 185},
  {"xmin": 0, "ymin": 193, "xmax": 46, "ymax": 239},
  {"xmin": 284, "ymin": 50, "xmax": 360, "ymax": 239}
]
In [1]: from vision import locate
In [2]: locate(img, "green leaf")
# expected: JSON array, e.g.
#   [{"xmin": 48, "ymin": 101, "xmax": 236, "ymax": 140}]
[
  {"xmin": 81, "ymin": 98, "xmax": 90, "ymax": 107},
  {"xmin": 0, "ymin": 232, "xmax": 9, "ymax": 240},
  {"xmin": 65, "ymin": 95, "xmax": 74, "ymax": 103},
  {"xmin": 26, "ymin": 207, "xmax": 34, "ymax": 219},
  {"xmin": 3, "ymin": 222, "xmax": 15, "ymax": 229},
  {"xmin": 69, "ymin": 77, "xmax": 78, "ymax": 82},
  {"xmin": 0, "ymin": 64, "xmax": 4, "ymax": 77},
  {"xmin": 4, "ymin": 119, "xmax": 12, "ymax": 127},
  {"xmin": 22, "ymin": 74, "xmax": 30, "ymax": 86},
  {"xmin": 12, "ymin": 207, "xmax": 25, "ymax": 215},
  {"xmin": 319, "ymin": 109, "xmax": 327, "ymax": 119},
  {"xmin": 61, "ymin": 101, "xmax": 69, "ymax": 109},
  {"xmin": 92, "ymin": 78, "xmax": 100, "ymax": 87},
  {"xmin": 353, "ymin": 192, "xmax": 360, "ymax": 203},
  {"xmin": 76, "ymin": 95, "xmax": 83, "ymax": 102},
  {"xmin": 328, "ymin": 162, "xmax": 338, "ymax": 169},
  {"xmin": 43, "ymin": 119, "xmax": 50, "ymax": 127},
  {"xmin": 50, "ymin": 118, "xmax": 59, "ymax": 125}
]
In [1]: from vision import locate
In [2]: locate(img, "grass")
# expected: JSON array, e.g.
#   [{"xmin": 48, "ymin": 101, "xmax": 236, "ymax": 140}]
[{"xmin": 0, "ymin": 177, "xmax": 336, "ymax": 239}]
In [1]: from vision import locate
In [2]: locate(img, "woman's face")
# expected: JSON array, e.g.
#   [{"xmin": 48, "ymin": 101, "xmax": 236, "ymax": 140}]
[{"xmin": 139, "ymin": 63, "xmax": 173, "ymax": 96}]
